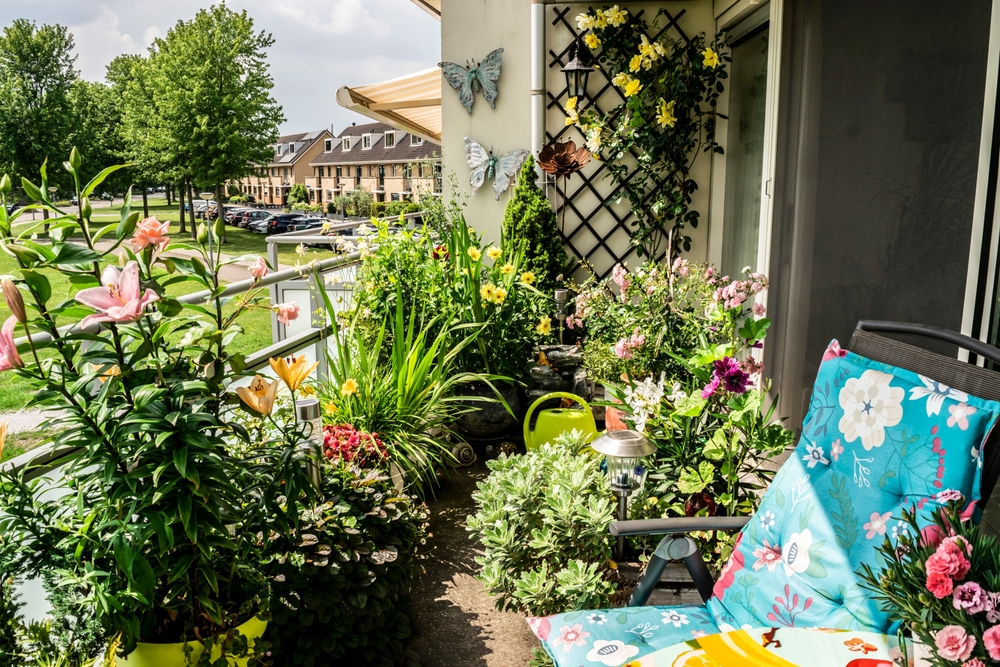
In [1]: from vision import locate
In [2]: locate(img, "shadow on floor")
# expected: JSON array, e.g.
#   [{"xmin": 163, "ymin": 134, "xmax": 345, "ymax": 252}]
[{"xmin": 407, "ymin": 462, "xmax": 538, "ymax": 667}]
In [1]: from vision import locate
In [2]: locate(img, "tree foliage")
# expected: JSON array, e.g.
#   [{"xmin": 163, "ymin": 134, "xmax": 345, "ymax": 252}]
[{"xmin": 502, "ymin": 156, "xmax": 567, "ymax": 292}]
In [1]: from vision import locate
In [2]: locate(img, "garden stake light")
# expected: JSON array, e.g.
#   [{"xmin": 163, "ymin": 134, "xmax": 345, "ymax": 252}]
[{"xmin": 590, "ymin": 429, "xmax": 655, "ymax": 558}]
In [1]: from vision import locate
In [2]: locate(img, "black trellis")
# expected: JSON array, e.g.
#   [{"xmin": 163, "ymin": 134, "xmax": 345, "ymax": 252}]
[{"xmin": 547, "ymin": 5, "xmax": 692, "ymax": 278}]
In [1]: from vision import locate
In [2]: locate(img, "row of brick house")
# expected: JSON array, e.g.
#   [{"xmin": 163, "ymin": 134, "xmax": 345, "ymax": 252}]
[{"xmin": 234, "ymin": 122, "xmax": 441, "ymax": 208}]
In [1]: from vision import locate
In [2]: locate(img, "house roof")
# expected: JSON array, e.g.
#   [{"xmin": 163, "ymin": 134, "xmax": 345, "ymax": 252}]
[
  {"xmin": 268, "ymin": 129, "xmax": 330, "ymax": 166},
  {"xmin": 309, "ymin": 122, "xmax": 440, "ymax": 166},
  {"xmin": 336, "ymin": 68, "xmax": 441, "ymax": 144}
]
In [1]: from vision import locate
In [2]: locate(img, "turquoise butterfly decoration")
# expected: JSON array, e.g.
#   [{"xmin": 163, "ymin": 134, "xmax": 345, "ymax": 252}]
[{"xmin": 438, "ymin": 48, "xmax": 504, "ymax": 115}]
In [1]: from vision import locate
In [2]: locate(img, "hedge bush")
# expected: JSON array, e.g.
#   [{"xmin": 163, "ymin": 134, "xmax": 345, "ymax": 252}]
[{"xmin": 263, "ymin": 464, "xmax": 428, "ymax": 666}]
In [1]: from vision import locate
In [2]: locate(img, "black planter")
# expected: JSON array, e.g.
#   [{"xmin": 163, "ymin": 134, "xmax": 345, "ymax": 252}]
[{"xmin": 455, "ymin": 382, "xmax": 524, "ymax": 444}]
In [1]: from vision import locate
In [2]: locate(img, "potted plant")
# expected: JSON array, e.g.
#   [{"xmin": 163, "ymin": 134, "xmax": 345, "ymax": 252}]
[{"xmin": 0, "ymin": 152, "xmax": 319, "ymax": 665}]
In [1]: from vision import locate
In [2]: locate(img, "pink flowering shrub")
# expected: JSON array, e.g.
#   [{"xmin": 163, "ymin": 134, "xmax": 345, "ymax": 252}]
[
  {"xmin": 860, "ymin": 499, "xmax": 1000, "ymax": 665},
  {"xmin": 322, "ymin": 423, "xmax": 388, "ymax": 467}
]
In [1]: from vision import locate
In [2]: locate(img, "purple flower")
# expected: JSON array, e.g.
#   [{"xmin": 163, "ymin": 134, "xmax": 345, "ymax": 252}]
[
  {"xmin": 714, "ymin": 357, "xmax": 750, "ymax": 394},
  {"xmin": 954, "ymin": 581, "xmax": 988, "ymax": 614}
]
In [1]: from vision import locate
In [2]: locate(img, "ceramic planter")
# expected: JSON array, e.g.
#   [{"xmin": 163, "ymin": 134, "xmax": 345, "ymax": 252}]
[{"xmin": 118, "ymin": 615, "xmax": 267, "ymax": 667}]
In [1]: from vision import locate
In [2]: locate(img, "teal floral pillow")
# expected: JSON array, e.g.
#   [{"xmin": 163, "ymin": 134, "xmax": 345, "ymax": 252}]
[{"xmin": 706, "ymin": 340, "xmax": 1000, "ymax": 632}]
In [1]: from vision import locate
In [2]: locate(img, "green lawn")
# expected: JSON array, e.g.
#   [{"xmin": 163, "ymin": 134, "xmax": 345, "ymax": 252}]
[
  {"xmin": 0, "ymin": 216, "xmax": 334, "ymax": 411},
  {"xmin": 1, "ymin": 429, "xmax": 51, "ymax": 463}
]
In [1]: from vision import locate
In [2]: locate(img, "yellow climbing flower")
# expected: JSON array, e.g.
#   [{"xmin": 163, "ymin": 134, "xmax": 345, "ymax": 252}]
[
  {"xmin": 623, "ymin": 79, "xmax": 643, "ymax": 97},
  {"xmin": 536, "ymin": 316, "xmax": 552, "ymax": 336},
  {"xmin": 520, "ymin": 271, "xmax": 536, "ymax": 285},
  {"xmin": 500, "ymin": 263, "xmax": 515, "ymax": 276},
  {"xmin": 491, "ymin": 286, "xmax": 508, "ymax": 305},
  {"xmin": 593, "ymin": 9, "xmax": 608, "ymax": 29},
  {"xmin": 606, "ymin": 5, "xmax": 628, "ymax": 27},
  {"xmin": 612, "ymin": 72, "xmax": 630, "ymax": 88},
  {"xmin": 480, "ymin": 283, "xmax": 496, "ymax": 302},
  {"xmin": 565, "ymin": 96, "xmax": 578, "ymax": 112},
  {"xmin": 629, "ymin": 54, "xmax": 643, "ymax": 73},
  {"xmin": 584, "ymin": 33, "xmax": 601, "ymax": 50},
  {"xmin": 654, "ymin": 42, "xmax": 667, "ymax": 57},
  {"xmin": 639, "ymin": 35, "xmax": 658, "ymax": 61},
  {"xmin": 467, "ymin": 246, "xmax": 482, "ymax": 262},
  {"xmin": 703, "ymin": 47, "xmax": 720, "ymax": 68},
  {"xmin": 340, "ymin": 378, "xmax": 359, "ymax": 396},
  {"xmin": 486, "ymin": 246, "xmax": 502, "ymax": 260},
  {"xmin": 657, "ymin": 99, "xmax": 677, "ymax": 128},
  {"xmin": 576, "ymin": 12, "xmax": 595, "ymax": 30}
]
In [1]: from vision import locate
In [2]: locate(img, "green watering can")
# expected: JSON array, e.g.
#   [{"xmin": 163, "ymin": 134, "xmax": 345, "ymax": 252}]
[{"xmin": 523, "ymin": 392, "xmax": 598, "ymax": 451}]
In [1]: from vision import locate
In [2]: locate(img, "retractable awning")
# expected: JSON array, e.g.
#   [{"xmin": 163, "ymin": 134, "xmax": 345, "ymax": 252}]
[
  {"xmin": 409, "ymin": 0, "xmax": 440, "ymax": 18},
  {"xmin": 336, "ymin": 68, "xmax": 442, "ymax": 145}
]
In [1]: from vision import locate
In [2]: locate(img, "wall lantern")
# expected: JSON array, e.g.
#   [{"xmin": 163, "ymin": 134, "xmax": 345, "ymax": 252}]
[
  {"xmin": 590, "ymin": 429, "xmax": 656, "ymax": 558},
  {"xmin": 561, "ymin": 37, "xmax": 594, "ymax": 102}
]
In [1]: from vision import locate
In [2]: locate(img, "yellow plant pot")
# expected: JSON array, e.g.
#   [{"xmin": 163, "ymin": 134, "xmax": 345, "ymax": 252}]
[{"xmin": 118, "ymin": 615, "xmax": 267, "ymax": 667}]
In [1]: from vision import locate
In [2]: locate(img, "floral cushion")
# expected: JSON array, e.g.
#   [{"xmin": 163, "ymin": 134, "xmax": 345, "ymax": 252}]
[
  {"xmin": 528, "ymin": 605, "xmax": 720, "ymax": 665},
  {"xmin": 530, "ymin": 341, "xmax": 1000, "ymax": 666},
  {"xmin": 709, "ymin": 340, "xmax": 999, "ymax": 632}
]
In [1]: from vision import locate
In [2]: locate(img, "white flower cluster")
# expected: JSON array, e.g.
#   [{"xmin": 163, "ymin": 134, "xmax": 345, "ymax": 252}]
[{"xmin": 623, "ymin": 373, "xmax": 666, "ymax": 432}]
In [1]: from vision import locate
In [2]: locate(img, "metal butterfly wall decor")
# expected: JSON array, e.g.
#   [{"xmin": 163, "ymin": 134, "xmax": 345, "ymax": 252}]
[
  {"xmin": 464, "ymin": 137, "xmax": 528, "ymax": 200},
  {"xmin": 439, "ymin": 48, "xmax": 504, "ymax": 115}
]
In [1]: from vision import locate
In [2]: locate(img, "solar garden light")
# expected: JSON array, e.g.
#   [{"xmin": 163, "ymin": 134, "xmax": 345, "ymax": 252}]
[
  {"xmin": 296, "ymin": 397, "xmax": 324, "ymax": 489},
  {"xmin": 561, "ymin": 37, "xmax": 594, "ymax": 102},
  {"xmin": 591, "ymin": 429, "xmax": 655, "ymax": 558},
  {"xmin": 554, "ymin": 288, "xmax": 568, "ymax": 343}
]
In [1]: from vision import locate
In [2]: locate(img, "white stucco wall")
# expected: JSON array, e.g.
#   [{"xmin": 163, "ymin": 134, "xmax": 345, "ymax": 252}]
[
  {"xmin": 441, "ymin": 0, "xmax": 720, "ymax": 269},
  {"xmin": 440, "ymin": 0, "xmax": 533, "ymax": 246}
]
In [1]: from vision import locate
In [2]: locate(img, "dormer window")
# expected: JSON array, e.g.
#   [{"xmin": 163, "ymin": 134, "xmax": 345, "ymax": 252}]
[
  {"xmin": 342, "ymin": 137, "xmax": 351, "ymax": 151},
  {"xmin": 325, "ymin": 139, "xmax": 332, "ymax": 152},
  {"xmin": 410, "ymin": 135, "xmax": 424, "ymax": 146},
  {"xmin": 384, "ymin": 131, "xmax": 395, "ymax": 148},
  {"xmin": 289, "ymin": 143, "xmax": 296, "ymax": 153},
  {"xmin": 362, "ymin": 135, "xmax": 372, "ymax": 149}
]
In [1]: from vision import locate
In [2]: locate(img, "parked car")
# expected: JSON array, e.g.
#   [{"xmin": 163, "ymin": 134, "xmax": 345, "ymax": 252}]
[
  {"xmin": 186, "ymin": 199, "xmax": 214, "ymax": 213},
  {"xmin": 240, "ymin": 209, "xmax": 271, "ymax": 229},
  {"xmin": 224, "ymin": 207, "xmax": 251, "ymax": 224},
  {"xmin": 265, "ymin": 214, "xmax": 304, "ymax": 235},
  {"xmin": 288, "ymin": 217, "xmax": 328, "ymax": 233}
]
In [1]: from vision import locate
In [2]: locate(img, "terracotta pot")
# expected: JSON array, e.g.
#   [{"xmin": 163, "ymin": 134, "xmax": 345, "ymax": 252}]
[{"xmin": 118, "ymin": 615, "xmax": 267, "ymax": 667}]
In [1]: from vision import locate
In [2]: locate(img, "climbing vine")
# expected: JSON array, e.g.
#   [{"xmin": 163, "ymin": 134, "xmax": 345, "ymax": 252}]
[{"xmin": 568, "ymin": 6, "xmax": 729, "ymax": 259}]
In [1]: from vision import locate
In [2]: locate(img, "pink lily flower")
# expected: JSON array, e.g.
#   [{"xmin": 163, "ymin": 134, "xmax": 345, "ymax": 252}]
[
  {"xmin": 0, "ymin": 316, "xmax": 23, "ymax": 371},
  {"xmin": 75, "ymin": 262, "xmax": 159, "ymax": 329}
]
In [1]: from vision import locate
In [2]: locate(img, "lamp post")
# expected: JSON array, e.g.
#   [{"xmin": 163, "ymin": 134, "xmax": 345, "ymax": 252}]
[
  {"xmin": 561, "ymin": 36, "xmax": 594, "ymax": 102},
  {"xmin": 591, "ymin": 430, "xmax": 656, "ymax": 559},
  {"xmin": 554, "ymin": 288, "xmax": 568, "ymax": 344}
]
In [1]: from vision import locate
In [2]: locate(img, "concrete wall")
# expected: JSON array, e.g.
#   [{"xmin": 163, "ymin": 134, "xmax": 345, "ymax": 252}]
[{"xmin": 441, "ymin": 0, "xmax": 721, "ymax": 270}]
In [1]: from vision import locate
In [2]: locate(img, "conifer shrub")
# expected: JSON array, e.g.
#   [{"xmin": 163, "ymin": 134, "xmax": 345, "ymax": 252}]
[{"xmin": 502, "ymin": 156, "xmax": 568, "ymax": 292}]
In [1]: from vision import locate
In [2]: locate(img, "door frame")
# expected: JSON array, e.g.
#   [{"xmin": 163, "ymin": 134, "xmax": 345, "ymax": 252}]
[{"xmin": 708, "ymin": 0, "xmax": 784, "ymax": 321}]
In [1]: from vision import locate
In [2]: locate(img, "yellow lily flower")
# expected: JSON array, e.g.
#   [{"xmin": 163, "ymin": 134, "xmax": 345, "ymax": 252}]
[
  {"xmin": 703, "ymin": 47, "xmax": 720, "ymax": 68},
  {"xmin": 341, "ymin": 378, "xmax": 359, "ymax": 396},
  {"xmin": 91, "ymin": 364, "xmax": 121, "ymax": 384},
  {"xmin": 324, "ymin": 400, "xmax": 338, "ymax": 415},
  {"xmin": 269, "ymin": 355, "xmax": 320, "ymax": 393},
  {"xmin": 236, "ymin": 375, "xmax": 279, "ymax": 416}
]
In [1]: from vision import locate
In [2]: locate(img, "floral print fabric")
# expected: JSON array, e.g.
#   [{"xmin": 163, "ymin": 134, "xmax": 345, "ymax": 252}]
[{"xmin": 530, "ymin": 342, "xmax": 1000, "ymax": 666}]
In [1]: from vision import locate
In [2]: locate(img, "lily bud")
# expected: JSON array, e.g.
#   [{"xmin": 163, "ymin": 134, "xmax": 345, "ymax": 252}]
[
  {"xmin": 213, "ymin": 217, "xmax": 224, "ymax": 241},
  {"xmin": 81, "ymin": 197, "xmax": 92, "ymax": 219},
  {"xmin": 69, "ymin": 147, "xmax": 81, "ymax": 171},
  {"xmin": 0, "ymin": 174, "xmax": 9, "ymax": 195},
  {"xmin": 197, "ymin": 223, "xmax": 208, "ymax": 244},
  {"xmin": 1, "ymin": 279, "xmax": 26, "ymax": 323}
]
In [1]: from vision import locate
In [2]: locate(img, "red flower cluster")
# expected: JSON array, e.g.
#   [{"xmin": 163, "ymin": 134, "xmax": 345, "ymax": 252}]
[{"xmin": 322, "ymin": 424, "xmax": 387, "ymax": 466}]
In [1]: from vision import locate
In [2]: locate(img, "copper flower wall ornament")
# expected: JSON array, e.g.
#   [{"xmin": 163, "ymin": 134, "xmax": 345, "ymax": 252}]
[
  {"xmin": 538, "ymin": 140, "xmax": 592, "ymax": 233},
  {"xmin": 538, "ymin": 140, "xmax": 591, "ymax": 177}
]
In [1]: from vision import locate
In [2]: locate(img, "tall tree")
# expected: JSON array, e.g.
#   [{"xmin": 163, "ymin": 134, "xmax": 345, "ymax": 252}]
[
  {"xmin": 69, "ymin": 79, "xmax": 130, "ymax": 202},
  {"xmin": 0, "ymin": 19, "xmax": 77, "ymax": 199},
  {"xmin": 151, "ymin": 5, "xmax": 284, "ymax": 243}
]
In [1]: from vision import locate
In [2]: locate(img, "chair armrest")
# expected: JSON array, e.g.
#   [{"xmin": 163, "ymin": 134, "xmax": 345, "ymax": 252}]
[{"xmin": 609, "ymin": 516, "xmax": 749, "ymax": 537}]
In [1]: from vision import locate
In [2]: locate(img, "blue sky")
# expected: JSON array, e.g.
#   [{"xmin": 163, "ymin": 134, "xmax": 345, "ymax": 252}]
[{"xmin": 0, "ymin": 0, "xmax": 441, "ymax": 135}]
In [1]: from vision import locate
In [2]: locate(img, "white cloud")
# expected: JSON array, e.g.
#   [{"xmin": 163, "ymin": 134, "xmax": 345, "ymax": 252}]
[{"xmin": 68, "ymin": 6, "xmax": 149, "ymax": 81}]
